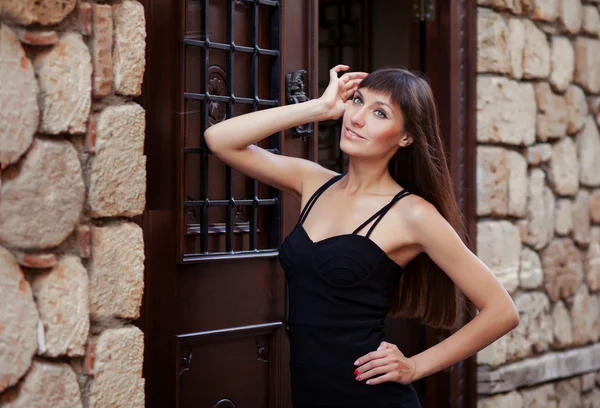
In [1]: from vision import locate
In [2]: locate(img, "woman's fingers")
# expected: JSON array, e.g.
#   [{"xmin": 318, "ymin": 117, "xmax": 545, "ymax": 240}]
[
  {"xmin": 340, "ymin": 71, "xmax": 369, "ymax": 81},
  {"xmin": 330, "ymin": 64, "xmax": 350, "ymax": 81}
]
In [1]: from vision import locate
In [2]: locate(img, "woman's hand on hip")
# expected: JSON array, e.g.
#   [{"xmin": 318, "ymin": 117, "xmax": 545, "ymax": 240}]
[
  {"xmin": 318, "ymin": 65, "xmax": 368, "ymax": 121},
  {"xmin": 353, "ymin": 341, "xmax": 417, "ymax": 385}
]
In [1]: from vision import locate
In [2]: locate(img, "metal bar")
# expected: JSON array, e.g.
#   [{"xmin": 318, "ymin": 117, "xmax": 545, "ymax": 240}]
[
  {"xmin": 184, "ymin": 92, "xmax": 278, "ymax": 106},
  {"xmin": 184, "ymin": 198, "xmax": 278, "ymax": 207},
  {"xmin": 184, "ymin": 147, "xmax": 280, "ymax": 155},
  {"xmin": 182, "ymin": 249, "xmax": 279, "ymax": 263},
  {"xmin": 176, "ymin": 321, "xmax": 282, "ymax": 342},
  {"xmin": 200, "ymin": 0, "xmax": 209, "ymax": 254},
  {"xmin": 270, "ymin": 1, "xmax": 281, "ymax": 248},
  {"xmin": 257, "ymin": 0, "xmax": 279, "ymax": 7},
  {"xmin": 225, "ymin": 0, "xmax": 235, "ymax": 253},
  {"xmin": 184, "ymin": 39, "xmax": 280, "ymax": 57},
  {"xmin": 248, "ymin": 0, "xmax": 259, "ymax": 251}
]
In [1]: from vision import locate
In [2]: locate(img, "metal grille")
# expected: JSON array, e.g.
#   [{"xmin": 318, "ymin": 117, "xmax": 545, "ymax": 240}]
[
  {"xmin": 181, "ymin": 0, "xmax": 281, "ymax": 262},
  {"xmin": 318, "ymin": 0, "xmax": 365, "ymax": 173}
]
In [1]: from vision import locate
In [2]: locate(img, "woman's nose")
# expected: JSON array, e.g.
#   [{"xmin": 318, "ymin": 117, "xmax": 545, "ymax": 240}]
[{"xmin": 350, "ymin": 107, "xmax": 366, "ymax": 127}]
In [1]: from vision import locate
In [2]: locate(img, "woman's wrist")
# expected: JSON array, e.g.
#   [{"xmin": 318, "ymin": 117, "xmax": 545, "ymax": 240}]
[{"xmin": 307, "ymin": 98, "xmax": 333, "ymax": 122}]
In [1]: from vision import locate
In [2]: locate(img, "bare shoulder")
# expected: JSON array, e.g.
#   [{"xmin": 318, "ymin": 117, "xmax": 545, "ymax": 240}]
[
  {"xmin": 388, "ymin": 193, "xmax": 447, "ymax": 243},
  {"xmin": 299, "ymin": 167, "xmax": 339, "ymax": 201}
]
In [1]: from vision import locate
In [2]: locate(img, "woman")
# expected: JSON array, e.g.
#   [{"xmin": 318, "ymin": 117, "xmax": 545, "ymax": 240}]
[{"xmin": 205, "ymin": 65, "xmax": 519, "ymax": 407}]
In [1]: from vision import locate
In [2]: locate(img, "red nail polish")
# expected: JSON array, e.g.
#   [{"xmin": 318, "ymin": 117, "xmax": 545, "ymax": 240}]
[{"xmin": 353, "ymin": 369, "xmax": 358, "ymax": 375}]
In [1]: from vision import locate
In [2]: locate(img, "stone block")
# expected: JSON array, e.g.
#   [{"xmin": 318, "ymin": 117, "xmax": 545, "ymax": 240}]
[
  {"xmin": 520, "ymin": 383, "xmax": 557, "ymax": 408},
  {"xmin": 89, "ymin": 327, "xmax": 144, "ymax": 408},
  {"xmin": 477, "ymin": 76, "xmax": 536, "ymax": 146},
  {"xmin": 30, "ymin": 256, "xmax": 89, "ymax": 357},
  {"xmin": 552, "ymin": 300, "xmax": 573, "ymax": 348},
  {"xmin": 541, "ymin": 238, "xmax": 584, "ymax": 301},
  {"xmin": 555, "ymin": 378, "xmax": 582, "ymax": 407},
  {"xmin": 577, "ymin": 116, "xmax": 600, "ymax": 187},
  {"xmin": 571, "ymin": 286, "xmax": 600, "ymax": 345},
  {"xmin": 87, "ymin": 104, "xmax": 146, "ymax": 218},
  {"xmin": 477, "ymin": 221, "xmax": 521, "ymax": 295},
  {"xmin": 34, "ymin": 32, "xmax": 92, "ymax": 134},
  {"xmin": 587, "ymin": 240, "xmax": 600, "ymax": 291},
  {"xmin": 89, "ymin": 222, "xmax": 144, "ymax": 319},
  {"xmin": 0, "ymin": 138, "xmax": 85, "ymax": 249},
  {"xmin": 565, "ymin": 85, "xmax": 587, "ymax": 135},
  {"xmin": 523, "ymin": 19, "xmax": 551, "ymax": 79},
  {"xmin": 113, "ymin": 1, "xmax": 146, "ymax": 96},
  {"xmin": 549, "ymin": 137, "xmax": 579, "ymax": 196},
  {"xmin": 478, "ymin": 391, "xmax": 523, "ymax": 408},
  {"xmin": 575, "ymin": 37, "xmax": 600, "ymax": 93},
  {"xmin": 506, "ymin": 291, "xmax": 553, "ymax": 360},
  {"xmin": 477, "ymin": 146, "xmax": 508, "ymax": 217},
  {"xmin": 508, "ymin": 151, "xmax": 528, "ymax": 217},
  {"xmin": 0, "ymin": 24, "xmax": 38, "ymax": 169},
  {"xmin": 478, "ymin": 9, "xmax": 511, "ymax": 74},
  {"xmin": 0, "ymin": 0, "xmax": 77, "ymax": 26},
  {"xmin": 535, "ymin": 82, "xmax": 568, "ymax": 141},
  {"xmin": 0, "ymin": 247, "xmax": 38, "ymax": 393},
  {"xmin": 559, "ymin": 0, "xmax": 583, "ymax": 33},
  {"xmin": 550, "ymin": 36, "xmax": 574, "ymax": 92},
  {"xmin": 527, "ymin": 143, "xmax": 552, "ymax": 166},
  {"xmin": 520, "ymin": 247, "xmax": 543, "ymax": 289},
  {"xmin": 527, "ymin": 169, "xmax": 555, "ymax": 249},
  {"xmin": 555, "ymin": 199, "xmax": 573, "ymax": 236},
  {"xmin": 583, "ymin": 5, "xmax": 600, "ymax": 36},
  {"xmin": 573, "ymin": 190, "xmax": 591, "ymax": 245},
  {"xmin": 508, "ymin": 18, "xmax": 525, "ymax": 79},
  {"xmin": 90, "ymin": 4, "xmax": 113, "ymax": 98}
]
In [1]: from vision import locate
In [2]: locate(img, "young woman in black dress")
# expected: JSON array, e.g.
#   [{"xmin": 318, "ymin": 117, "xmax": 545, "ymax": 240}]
[{"xmin": 205, "ymin": 65, "xmax": 519, "ymax": 407}]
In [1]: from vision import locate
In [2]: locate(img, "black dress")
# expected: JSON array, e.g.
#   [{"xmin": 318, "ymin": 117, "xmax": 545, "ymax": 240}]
[{"xmin": 279, "ymin": 174, "xmax": 422, "ymax": 408}]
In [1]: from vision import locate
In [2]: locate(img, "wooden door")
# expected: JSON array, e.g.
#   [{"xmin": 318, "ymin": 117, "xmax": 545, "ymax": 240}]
[
  {"xmin": 138, "ymin": 0, "xmax": 477, "ymax": 407},
  {"xmin": 138, "ymin": 1, "xmax": 318, "ymax": 407}
]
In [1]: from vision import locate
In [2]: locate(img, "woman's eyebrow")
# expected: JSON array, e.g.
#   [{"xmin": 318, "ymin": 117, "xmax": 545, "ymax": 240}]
[{"xmin": 356, "ymin": 90, "xmax": 392, "ymax": 111}]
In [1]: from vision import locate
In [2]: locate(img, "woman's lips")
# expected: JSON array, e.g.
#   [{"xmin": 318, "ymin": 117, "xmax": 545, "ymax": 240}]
[{"xmin": 344, "ymin": 127, "xmax": 366, "ymax": 140}]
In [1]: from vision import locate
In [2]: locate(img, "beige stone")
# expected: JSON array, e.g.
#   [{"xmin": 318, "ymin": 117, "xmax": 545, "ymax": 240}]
[
  {"xmin": 478, "ymin": 336, "xmax": 508, "ymax": 367},
  {"xmin": 30, "ymin": 256, "xmax": 89, "ymax": 357},
  {"xmin": 527, "ymin": 143, "xmax": 553, "ymax": 165},
  {"xmin": 565, "ymin": 85, "xmax": 588, "ymax": 135},
  {"xmin": 587, "ymin": 240, "xmax": 600, "ymax": 291},
  {"xmin": 541, "ymin": 238, "xmax": 584, "ymax": 301},
  {"xmin": 582, "ymin": 388, "xmax": 600, "ymax": 408},
  {"xmin": 520, "ymin": 247, "xmax": 544, "ymax": 289},
  {"xmin": 89, "ymin": 223, "xmax": 145, "ymax": 319},
  {"xmin": 583, "ymin": 5, "xmax": 600, "ymax": 36},
  {"xmin": 478, "ymin": 391, "xmax": 523, "ymax": 408},
  {"xmin": 559, "ymin": 0, "xmax": 583, "ymax": 33},
  {"xmin": 34, "ymin": 33, "xmax": 92, "ymax": 134},
  {"xmin": 549, "ymin": 36, "xmax": 574, "ymax": 92},
  {"xmin": 535, "ymin": 82, "xmax": 568, "ymax": 140},
  {"xmin": 527, "ymin": 169, "xmax": 555, "ymax": 249},
  {"xmin": 477, "ymin": 77, "xmax": 536, "ymax": 146},
  {"xmin": 556, "ymin": 378, "xmax": 582, "ymax": 408},
  {"xmin": 575, "ymin": 37, "xmax": 600, "ymax": 93},
  {"xmin": 87, "ymin": 104, "xmax": 146, "ymax": 218},
  {"xmin": 518, "ymin": 219, "xmax": 529, "ymax": 242},
  {"xmin": 477, "ymin": 147, "xmax": 508, "ymax": 217},
  {"xmin": 477, "ymin": 221, "xmax": 521, "ymax": 295},
  {"xmin": 477, "ymin": 0, "xmax": 522, "ymax": 14},
  {"xmin": 0, "ymin": 138, "xmax": 85, "ymax": 249},
  {"xmin": 552, "ymin": 300, "xmax": 573, "ymax": 347},
  {"xmin": 520, "ymin": 383, "xmax": 557, "ymax": 408},
  {"xmin": 0, "ymin": 24, "xmax": 38, "ymax": 169},
  {"xmin": 113, "ymin": 1, "xmax": 146, "ymax": 96},
  {"xmin": 508, "ymin": 151, "xmax": 528, "ymax": 217},
  {"xmin": 90, "ymin": 4, "xmax": 113, "ymax": 98},
  {"xmin": 478, "ymin": 343, "xmax": 600, "ymax": 394},
  {"xmin": 523, "ymin": 19, "xmax": 551, "ymax": 79},
  {"xmin": 0, "ymin": 360, "xmax": 82, "ymax": 407},
  {"xmin": 478, "ymin": 9, "xmax": 510, "ymax": 74},
  {"xmin": 581, "ymin": 372, "xmax": 596, "ymax": 392},
  {"xmin": 507, "ymin": 291, "xmax": 553, "ymax": 360},
  {"xmin": 528, "ymin": 0, "xmax": 559, "ymax": 22},
  {"xmin": 590, "ymin": 190, "xmax": 600, "ymax": 223},
  {"xmin": 573, "ymin": 190, "xmax": 591, "ymax": 245},
  {"xmin": 577, "ymin": 116, "xmax": 600, "ymax": 187},
  {"xmin": 549, "ymin": 137, "xmax": 579, "ymax": 196},
  {"xmin": 571, "ymin": 286, "xmax": 600, "ymax": 344},
  {"xmin": 508, "ymin": 18, "xmax": 525, "ymax": 79},
  {"xmin": 555, "ymin": 199, "xmax": 573, "ymax": 236},
  {"xmin": 0, "ymin": 0, "xmax": 77, "ymax": 25},
  {"xmin": 0, "ymin": 247, "xmax": 38, "ymax": 393},
  {"xmin": 89, "ymin": 326, "xmax": 145, "ymax": 408}
]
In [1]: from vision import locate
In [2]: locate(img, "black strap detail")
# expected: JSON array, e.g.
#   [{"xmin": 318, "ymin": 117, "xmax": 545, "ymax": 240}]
[
  {"xmin": 298, "ymin": 174, "xmax": 344, "ymax": 225},
  {"xmin": 352, "ymin": 190, "xmax": 412, "ymax": 238}
]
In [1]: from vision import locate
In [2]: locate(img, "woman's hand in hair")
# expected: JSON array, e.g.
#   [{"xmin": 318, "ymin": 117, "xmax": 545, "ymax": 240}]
[
  {"xmin": 319, "ymin": 65, "xmax": 368, "ymax": 121},
  {"xmin": 353, "ymin": 341, "xmax": 417, "ymax": 385}
]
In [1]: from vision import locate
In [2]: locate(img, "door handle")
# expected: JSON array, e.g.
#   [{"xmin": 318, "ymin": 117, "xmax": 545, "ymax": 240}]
[{"xmin": 285, "ymin": 69, "xmax": 313, "ymax": 141}]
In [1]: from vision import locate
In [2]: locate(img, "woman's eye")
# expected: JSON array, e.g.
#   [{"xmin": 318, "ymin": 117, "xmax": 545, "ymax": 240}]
[
  {"xmin": 353, "ymin": 96, "xmax": 362, "ymax": 105},
  {"xmin": 375, "ymin": 110, "xmax": 387, "ymax": 119}
]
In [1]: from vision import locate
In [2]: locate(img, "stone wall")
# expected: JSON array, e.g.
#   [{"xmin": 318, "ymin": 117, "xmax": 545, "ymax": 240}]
[
  {"xmin": 0, "ymin": 1, "xmax": 146, "ymax": 407},
  {"xmin": 476, "ymin": 0, "xmax": 600, "ymax": 406}
]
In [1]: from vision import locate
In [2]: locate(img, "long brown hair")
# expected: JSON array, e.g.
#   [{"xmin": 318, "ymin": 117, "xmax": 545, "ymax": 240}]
[{"xmin": 358, "ymin": 68, "xmax": 467, "ymax": 330}]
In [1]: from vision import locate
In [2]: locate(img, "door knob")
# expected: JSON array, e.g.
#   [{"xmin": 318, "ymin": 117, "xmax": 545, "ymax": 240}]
[{"xmin": 285, "ymin": 69, "xmax": 313, "ymax": 141}]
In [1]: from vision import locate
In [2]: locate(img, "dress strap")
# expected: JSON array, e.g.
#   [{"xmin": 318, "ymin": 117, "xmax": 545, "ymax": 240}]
[
  {"xmin": 352, "ymin": 189, "xmax": 412, "ymax": 238},
  {"xmin": 298, "ymin": 174, "xmax": 344, "ymax": 225}
]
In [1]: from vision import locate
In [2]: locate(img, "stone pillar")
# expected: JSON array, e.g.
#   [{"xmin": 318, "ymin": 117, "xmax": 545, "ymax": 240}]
[
  {"xmin": 0, "ymin": 1, "xmax": 147, "ymax": 407},
  {"xmin": 476, "ymin": 0, "xmax": 600, "ymax": 406}
]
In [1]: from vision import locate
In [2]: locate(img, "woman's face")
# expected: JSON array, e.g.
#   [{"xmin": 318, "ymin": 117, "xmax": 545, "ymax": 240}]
[{"xmin": 339, "ymin": 87, "xmax": 409, "ymax": 158}]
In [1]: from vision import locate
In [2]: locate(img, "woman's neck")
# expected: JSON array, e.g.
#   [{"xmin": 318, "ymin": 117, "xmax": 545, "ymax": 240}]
[{"xmin": 342, "ymin": 159, "xmax": 398, "ymax": 196}]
